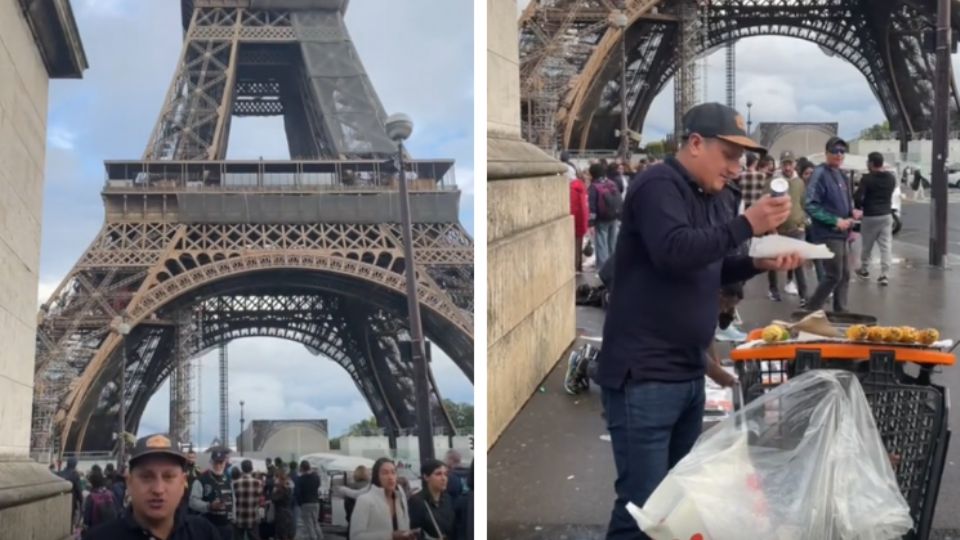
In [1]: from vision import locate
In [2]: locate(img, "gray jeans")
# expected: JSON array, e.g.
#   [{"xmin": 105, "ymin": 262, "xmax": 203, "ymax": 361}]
[
  {"xmin": 860, "ymin": 214, "xmax": 893, "ymax": 276},
  {"xmin": 807, "ymin": 237, "xmax": 850, "ymax": 312},
  {"xmin": 299, "ymin": 502, "xmax": 323, "ymax": 540}
]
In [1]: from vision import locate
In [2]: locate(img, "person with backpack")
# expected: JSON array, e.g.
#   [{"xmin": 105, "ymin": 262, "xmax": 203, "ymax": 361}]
[
  {"xmin": 83, "ymin": 467, "xmax": 118, "ymax": 538},
  {"xmin": 588, "ymin": 162, "xmax": 622, "ymax": 270}
]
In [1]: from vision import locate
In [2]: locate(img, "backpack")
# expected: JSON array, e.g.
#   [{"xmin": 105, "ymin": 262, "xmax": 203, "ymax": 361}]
[
  {"xmin": 595, "ymin": 180, "xmax": 622, "ymax": 221},
  {"xmin": 89, "ymin": 488, "xmax": 117, "ymax": 526}
]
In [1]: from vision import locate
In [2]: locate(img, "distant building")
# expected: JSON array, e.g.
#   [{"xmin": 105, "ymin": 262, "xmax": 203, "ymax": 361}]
[
  {"xmin": 754, "ymin": 122, "xmax": 839, "ymax": 160},
  {"xmin": 236, "ymin": 420, "xmax": 330, "ymax": 456}
]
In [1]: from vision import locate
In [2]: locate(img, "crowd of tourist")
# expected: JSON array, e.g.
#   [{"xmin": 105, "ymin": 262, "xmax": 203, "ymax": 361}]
[{"xmin": 55, "ymin": 435, "xmax": 473, "ymax": 540}]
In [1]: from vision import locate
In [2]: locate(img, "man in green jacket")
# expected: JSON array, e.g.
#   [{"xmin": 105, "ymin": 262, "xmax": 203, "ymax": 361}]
[{"xmin": 765, "ymin": 150, "xmax": 809, "ymax": 305}]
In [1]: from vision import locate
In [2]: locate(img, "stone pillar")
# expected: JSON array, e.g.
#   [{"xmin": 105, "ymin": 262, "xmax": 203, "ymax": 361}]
[
  {"xmin": 0, "ymin": 1, "xmax": 86, "ymax": 538},
  {"xmin": 487, "ymin": 0, "xmax": 576, "ymax": 446}
]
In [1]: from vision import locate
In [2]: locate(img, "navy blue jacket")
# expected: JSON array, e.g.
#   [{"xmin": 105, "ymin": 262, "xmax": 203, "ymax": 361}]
[
  {"xmin": 595, "ymin": 158, "xmax": 760, "ymax": 387},
  {"xmin": 805, "ymin": 164, "xmax": 853, "ymax": 242}
]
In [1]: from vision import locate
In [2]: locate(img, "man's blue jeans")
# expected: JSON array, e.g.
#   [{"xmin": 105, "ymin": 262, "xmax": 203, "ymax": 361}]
[
  {"xmin": 594, "ymin": 220, "xmax": 619, "ymax": 270},
  {"xmin": 602, "ymin": 378, "xmax": 705, "ymax": 540}
]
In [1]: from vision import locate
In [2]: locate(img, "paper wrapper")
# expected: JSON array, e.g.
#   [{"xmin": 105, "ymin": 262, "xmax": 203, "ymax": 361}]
[{"xmin": 772, "ymin": 310, "xmax": 842, "ymax": 338}]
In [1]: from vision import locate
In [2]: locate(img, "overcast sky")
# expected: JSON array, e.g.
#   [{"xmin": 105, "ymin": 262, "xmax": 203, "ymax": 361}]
[
  {"xmin": 517, "ymin": 0, "xmax": 960, "ymax": 142},
  {"xmin": 40, "ymin": 0, "xmax": 473, "ymax": 442}
]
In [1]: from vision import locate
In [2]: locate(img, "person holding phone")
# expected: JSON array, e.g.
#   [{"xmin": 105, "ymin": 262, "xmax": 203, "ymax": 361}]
[
  {"xmin": 189, "ymin": 446, "xmax": 235, "ymax": 539},
  {"xmin": 350, "ymin": 458, "xmax": 418, "ymax": 540}
]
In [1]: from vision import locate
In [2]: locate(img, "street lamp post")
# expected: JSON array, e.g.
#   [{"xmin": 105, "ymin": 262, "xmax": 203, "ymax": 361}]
[
  {"xmin": 930, "ymin": 0, "xmax": 951, "ymax": 266},
  {"xmin": 239, "ymin": 400, "xmax": 245, "ymax": 456},
  {"xmin": 612, "ymin": 11, "xmax": 630, "ymax": 160},
  {"xmin": 111, "ymin": 316, "xmax": 132, "ymax": 469},
  {"xmin": 385, "ymin": 113, "xmax": 435, "ymax": 464},
  {"xmin": 746, "ymin": 101, "xmax": 753, "ymax": 135}
]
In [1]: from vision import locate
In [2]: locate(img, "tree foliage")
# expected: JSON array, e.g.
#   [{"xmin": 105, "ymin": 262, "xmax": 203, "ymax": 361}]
[{"xmin": 859, "ymin": 121, "xmax": 893, "ymax": 140}]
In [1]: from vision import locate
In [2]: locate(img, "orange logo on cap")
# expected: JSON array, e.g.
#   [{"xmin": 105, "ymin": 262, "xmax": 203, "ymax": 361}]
[
  {"xmin": 146, "ymin": 435, "xmax": 171, "ymax": 448},
  {"xmin": 735, "ymin": 114, "xmax": 746, "ymax": 131}
]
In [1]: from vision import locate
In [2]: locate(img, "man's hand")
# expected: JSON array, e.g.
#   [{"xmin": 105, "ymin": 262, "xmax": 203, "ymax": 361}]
[
  {"xmin": 210, "ymin": 499, "xmax": 224, "ymax": 511},
  {"xmin": 852, "ymin": 209, "xmax": 863, "ymax": 220},
  {"xmin": 836, "ymin": 218, "xmax": 854, "ymax": 231},
  {"xmin": 706, "ymin": 358, "xmax": 737, "ymax": 388},
  {"xmin": 743, "ymin": 195, "xmax": 792, "ymax": 235},
  {"xmin": 754, "ymin": 253, "xmax": 805, "ymax": 271}
]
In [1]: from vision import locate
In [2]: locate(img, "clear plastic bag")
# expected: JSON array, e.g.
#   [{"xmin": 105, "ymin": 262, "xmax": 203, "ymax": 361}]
[{"xmin": 628, "ymin": 370, "xmax": 913, "ymax": 540}]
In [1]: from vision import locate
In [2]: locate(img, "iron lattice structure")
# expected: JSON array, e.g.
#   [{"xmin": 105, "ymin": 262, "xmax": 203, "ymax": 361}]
[
  {"xmin": 32, "ymin": 0, "xmax": 473, "ymax": 457},
  {"xmin": 519, "ymin": 0, "xmax": 960, "ymax": 153}
]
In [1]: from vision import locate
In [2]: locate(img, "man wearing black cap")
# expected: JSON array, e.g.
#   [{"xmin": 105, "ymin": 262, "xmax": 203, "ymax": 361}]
[
  {"xmin": 86, "ymin": 434, "xmax": 220, "ymax": 539},
  {"xmin": 190, "ymin": 446, "xmax": 235, "ymax": 539},
  {"xmin": 595, "ymin": 102, "xmax": 804, "ymax": 540},
  {"xmin": 804, "ymin": 136, "xmax": 861, "ymax": 312}
]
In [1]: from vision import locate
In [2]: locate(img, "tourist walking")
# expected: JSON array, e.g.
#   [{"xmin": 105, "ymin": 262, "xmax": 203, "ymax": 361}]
[
  {"xmin": 295, "ymin": 460, "xmax": 323, "ymax": 540},
  {"xmin": 588, "ymin": 163, "xmax": 622, "ymax": 270},
  {"xmin": 854, "ymin": 152, "xmax": 896, "ymax": 286},
  {"xmin": 805, "ymin": 136, "xmax": 861, "ymax": 312},
  {"xmin": 81, "ymin": 467, "xmax": 118, "ymax": 539},
  {"xmin": 232, "ymin": 460, "xmax": 263, "ymax": 540},
  {"xmin": 570, "ymin": 168, "xmax": 590, "ymax": 272},
  {"xmin": 271, "ymin": 470, "xmax": 296, "ymax": 540}
]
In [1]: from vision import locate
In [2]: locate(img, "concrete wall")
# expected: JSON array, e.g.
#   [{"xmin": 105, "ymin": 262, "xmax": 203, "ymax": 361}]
[
  {"xmin": 0, "ymin": 0, "xmax": 51, "ymax": 460},
  {"xmin": 0, "ymin": 2, "xmax": 85, "ymax": 537},
  {"xmin": 339, "ymin": 435, "xmax": 474, "ymax": 464},
  {"xmin": 256, "ymin": 426, "xmax": 330, "ymax": 456},
  {"xmin": 486, "ymin": 0, "xmax": 575, "ymax": 447}
]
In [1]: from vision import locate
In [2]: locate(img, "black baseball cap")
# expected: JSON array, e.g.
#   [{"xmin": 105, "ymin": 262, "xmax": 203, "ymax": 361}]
[
  {"xmin": 129, "ymin": 433, "xmax": 187, "ymax": 469},
  {"xmin": 682, "ymin": 103, "xmax": 766, "ymax": 153},
  {"xmin": 825, "ymin": 136, "xmax": 848, "ymax": 152},
  {"xmin": 209, "ymin": 446, "xmax": 231, "ymax": 463}
]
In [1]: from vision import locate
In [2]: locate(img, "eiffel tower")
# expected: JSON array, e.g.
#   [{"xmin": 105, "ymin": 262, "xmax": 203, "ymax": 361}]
[
  {"xmin": 32, "ymin": 0, "xmax": 473, "ymax": 456},
  {"xmin": 519, "ymin": 0, "xmax": 960, "ymax": 152}
]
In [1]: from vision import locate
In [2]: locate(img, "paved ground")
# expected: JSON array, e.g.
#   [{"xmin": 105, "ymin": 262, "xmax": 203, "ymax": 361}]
[
  {"xmin": 897, "ymin": 198, "xmax": 960, "ymax": 253},
  {"xmin": 488, "ymin": 239, "xmax": 960, "ymax": 540}
]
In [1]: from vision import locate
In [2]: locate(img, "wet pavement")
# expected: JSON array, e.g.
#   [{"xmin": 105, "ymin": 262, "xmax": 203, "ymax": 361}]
[
  {"xmin": 896, "ymin": 198, "xmax": 960, "ymax": 253},
  {"xmin": 488, "ymin": 239, "xmax": 960, "ymax": 539}
]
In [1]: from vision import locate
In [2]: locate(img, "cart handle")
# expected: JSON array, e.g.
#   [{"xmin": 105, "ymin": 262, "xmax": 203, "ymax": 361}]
[{"xmin": 730, "ymin": 343, "xmax": 955, "ymax": 366}]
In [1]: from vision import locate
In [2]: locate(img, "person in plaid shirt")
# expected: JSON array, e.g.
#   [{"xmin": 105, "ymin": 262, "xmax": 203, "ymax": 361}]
[
  {"xmin": 740, "ymin": 153, "xmax": 775, "ymax": 210},
  {"xmin": 232, "ymin": 460, "xmax": 263, "ymax": 540}
]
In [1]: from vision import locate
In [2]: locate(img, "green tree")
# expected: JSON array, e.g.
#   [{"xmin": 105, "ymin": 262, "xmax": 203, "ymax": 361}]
[
  {"xmin": 859, "ymin": 121, "xmax": 893, "ymax": 140},
  {"xmin": 345, "ymin": 416, "xmax": 381, "ymax": 436},
  {"xmin": 644, "ymin": 140, "xmax": 665, "ymax": 159},
  {"xmin": 442, "ymin": 400, "xmax": 474, "ymax": 434}
]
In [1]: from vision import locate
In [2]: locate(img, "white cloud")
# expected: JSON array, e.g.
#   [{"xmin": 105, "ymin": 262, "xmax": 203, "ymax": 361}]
[
  {"xmin": 75, "ymin": 0, "xmax": 127, "ymax": 18},
  {"xmin": 47, "ymin": 127, "xmax": 76, "ymax": 150}
]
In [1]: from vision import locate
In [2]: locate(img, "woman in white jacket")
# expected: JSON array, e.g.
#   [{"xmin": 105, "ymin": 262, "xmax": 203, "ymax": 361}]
[{"xmin": 350, "ymin": 458, "xmax": 418, "ymax": 540}]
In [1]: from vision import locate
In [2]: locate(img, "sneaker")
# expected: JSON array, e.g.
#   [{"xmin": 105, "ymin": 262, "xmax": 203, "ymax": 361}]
[
  {"xmin": 716, "ymin": 325, "xmax": 748, "ymax": 342},
  {"xmin": 799, "ymin": 297, "xmax": 808, "ymax": 309},
  {"xmin": 855, "ymin": 268, "xmax": 870, "ymax": 280},
  {"xmin": 878, "ymin": 275, "xmax": 889, "ymax": 287},
  {"xmin": 563, "ymin": 349, "xmax": 583, "ymax": 395},
  {"xmin": 768, "ymin": 291, "xmax": 782, "ymax": 302},
  {"xmin": 784, "ymin": 280, "xmax": 798, "ymax": 295}
]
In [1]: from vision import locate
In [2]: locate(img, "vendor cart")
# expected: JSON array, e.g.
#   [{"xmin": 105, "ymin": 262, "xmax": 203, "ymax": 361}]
[{"xmin": 730, "ymin": 326, "xmax": 954, "ymax": 540}]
